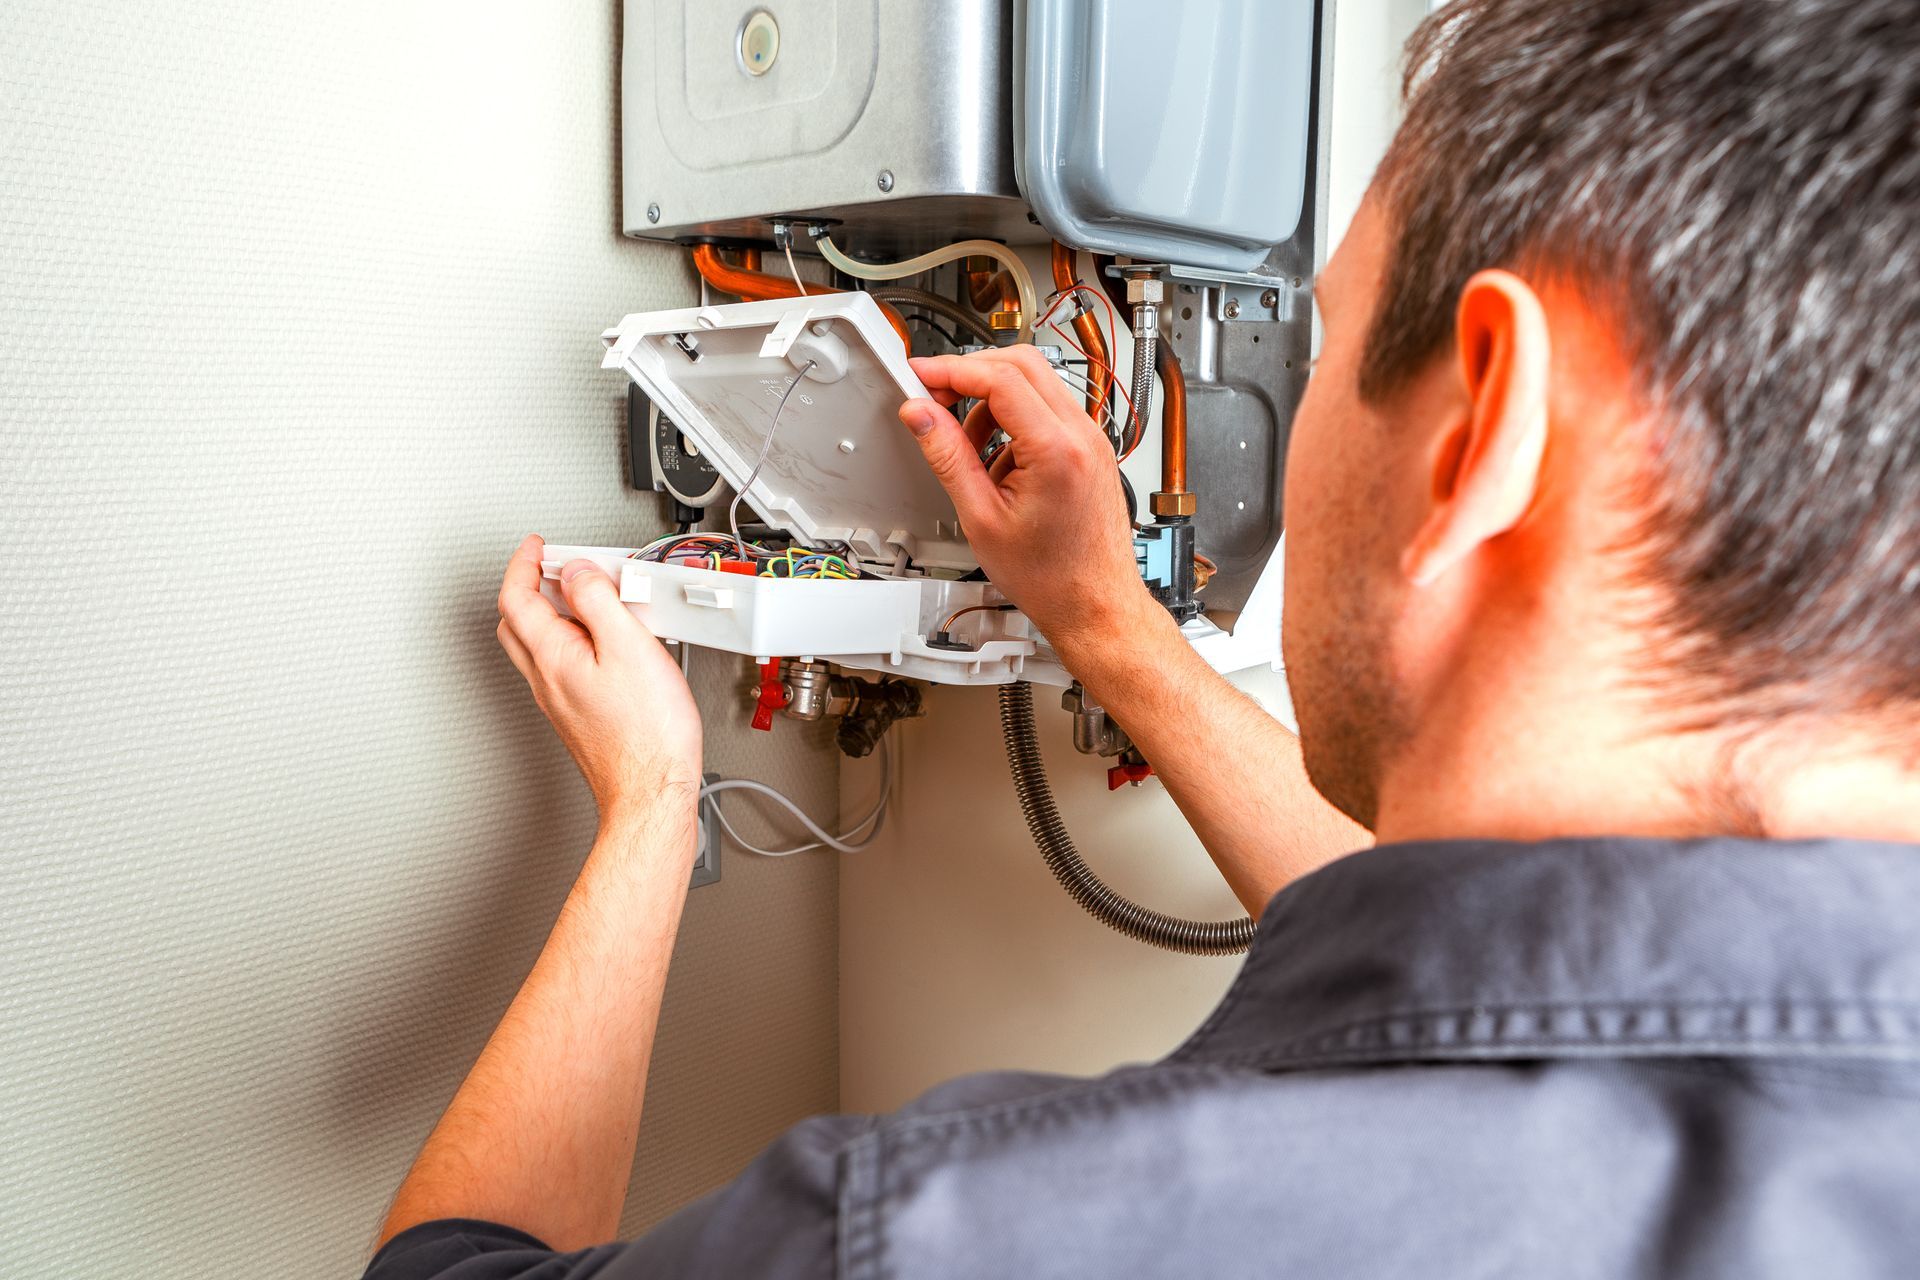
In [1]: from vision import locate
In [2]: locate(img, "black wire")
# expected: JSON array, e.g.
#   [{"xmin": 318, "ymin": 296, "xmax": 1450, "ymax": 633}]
[{"xmin": 904, "ymin": 311, "xmax": 966, "ymax": 352}]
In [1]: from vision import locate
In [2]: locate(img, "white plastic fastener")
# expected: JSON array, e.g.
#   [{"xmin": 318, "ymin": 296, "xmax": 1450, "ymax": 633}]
[{"xmin": 682, "ymin": 583, "xmax": 736, "ymax": 610}]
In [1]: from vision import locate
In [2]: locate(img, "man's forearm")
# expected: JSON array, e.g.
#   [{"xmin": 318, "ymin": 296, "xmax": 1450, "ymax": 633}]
[
  {"xmin": 1056, "ymin": 597, "xmax": 1370, "ymax": 914},
  {"xmin": 377, "ymin": 791, "xmax": 698, "ymax": 1251}
]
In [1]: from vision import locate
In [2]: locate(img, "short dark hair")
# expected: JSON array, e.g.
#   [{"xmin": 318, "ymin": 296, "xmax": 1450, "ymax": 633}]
[{"xmin": 1365, "ymin": 0, "xmax": 1920, "ymax": 724}]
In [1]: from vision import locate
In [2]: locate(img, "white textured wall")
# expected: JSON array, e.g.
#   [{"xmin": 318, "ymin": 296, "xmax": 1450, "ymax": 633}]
[
  {"xmin": 0, "ymin": 3, "xmax": 839, "ymax": 1275},
  {"xmin": 837, "ymin": 0, "xmax": 1427, "ymax": 1113}
]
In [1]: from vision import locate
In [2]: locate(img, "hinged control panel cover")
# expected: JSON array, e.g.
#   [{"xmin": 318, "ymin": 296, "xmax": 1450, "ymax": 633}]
[{"xmin": 600, "ymin": 292, "xmax": 976, "ymax": 571}]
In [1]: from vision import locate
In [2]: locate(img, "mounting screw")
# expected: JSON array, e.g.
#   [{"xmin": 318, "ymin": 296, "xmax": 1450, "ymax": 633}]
[
  {"xmin": 876, "ymin": 169, "xmax": 895, "ymax": 193},
  {"xmin": 1260, "ymin": 289, "xmax": 1279, "ymax": 308},
  {"xmin": 646, "ymin": 202, "xmax": 661, "ymax": 224},
  {"xmin": 1222, "ymin": 297, "xmax": 1242, "ymax": 320}
]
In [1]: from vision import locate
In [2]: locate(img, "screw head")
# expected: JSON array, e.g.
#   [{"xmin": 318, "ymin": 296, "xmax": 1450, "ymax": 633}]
[
  {"xmin": 646, "ymin": 202, "xmax": 661, "ymax": 224},
  {"xmin": 1222, "ymin": 298, "xmax": 1242, "ymax": 319},
  {"xmin": 876, "ymin": 169, "xmax": 895, "ymax": 193},
  {"xmin": 1260, "ymin": 289, "xmax": 1279, "ymax": 308}
]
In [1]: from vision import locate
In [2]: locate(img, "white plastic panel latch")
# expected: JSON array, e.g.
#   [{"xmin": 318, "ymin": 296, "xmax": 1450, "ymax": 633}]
[
  {"xmin": 759, "ymin": 309, "xmax": 809, "ymax": 359},
  {"xmin": 682, "ymin": 582, "xmax": 736, "ymax": 610}
]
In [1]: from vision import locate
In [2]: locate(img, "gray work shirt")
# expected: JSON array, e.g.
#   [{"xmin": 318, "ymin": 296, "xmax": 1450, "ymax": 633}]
[{"xmin": 364, "ymin": 837, "xmax": 1920, "ymax": 1278}]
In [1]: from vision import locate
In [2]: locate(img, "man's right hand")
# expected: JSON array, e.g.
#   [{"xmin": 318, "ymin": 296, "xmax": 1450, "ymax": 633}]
[
  {"xmin": 900, "ymin": 346, "xmax": 1369, "ymax": 911},
  {"xmin": 899, "ymin": 347, "xmax": 1169, "ymax": 665}
]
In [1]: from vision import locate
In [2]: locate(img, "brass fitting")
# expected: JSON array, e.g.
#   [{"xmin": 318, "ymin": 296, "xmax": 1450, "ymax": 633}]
[{"xmin": 1150, "ymin": 490, "xmax": 1198, "ymax": 518}]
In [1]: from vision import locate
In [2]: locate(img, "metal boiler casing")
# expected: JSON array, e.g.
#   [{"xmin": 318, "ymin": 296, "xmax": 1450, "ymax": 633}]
[{"xmin": 621, "ymin": 0, "xmax": 1036, "ymax": 256}]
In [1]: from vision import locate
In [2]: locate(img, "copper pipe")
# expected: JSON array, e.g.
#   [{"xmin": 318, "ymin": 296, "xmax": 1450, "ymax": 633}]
[
  {"xmin": 966, "ymin": 265, "xmax": 1020, "ymax": 313},
  {"xmin": 690, "ymin": 244, "xmax": 912, "ymax": 351},
  {"xmin": 1155, "ymin": 341, "xmax": 1190, "ymax": 502},
  {"xmin": 1051, "ymin": 242, "xmax": 1111, "ymax": 417},
  {"xmin": 1090, "ymin": 253, "xmax": 1131, "ymax": 319},
  {"xmin": 737, "ymin": 247, "xmax": 762, "ymax": 272}
]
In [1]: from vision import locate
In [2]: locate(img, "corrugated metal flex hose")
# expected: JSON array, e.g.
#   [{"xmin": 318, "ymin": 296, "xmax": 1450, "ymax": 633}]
[{"xmin": 999, "ymin": 682, "xmax": 1256, "ymax": 956}]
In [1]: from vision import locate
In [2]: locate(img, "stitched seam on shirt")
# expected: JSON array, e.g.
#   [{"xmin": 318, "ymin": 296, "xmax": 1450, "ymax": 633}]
[
  {"xmin": 1227, "ymin": 1037, "xmax": 1920, "ymax": 1071},
  {"xmin": 838, "ymin": 1132, "xmax": 883, "ymax": 1280},
  {"xmin": 874, "ymin": 1066, "xmax": 1237, "ymax": 1148},
  {"xmin": 1195, "ymin": 999, "xmax": 1920, "ymax": 1070}
]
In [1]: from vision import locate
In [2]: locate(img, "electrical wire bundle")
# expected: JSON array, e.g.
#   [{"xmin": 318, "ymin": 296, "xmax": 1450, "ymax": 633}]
[
  {"xmin": 757, "ymin": 548, "xmax": 856, "ymax": 580},
  {"xmin": 629, "ymin": 532, "xmax": 742, "ymax": 568},
  {"xmin": 629, "ymin": 532, "xmax": 858, "ymax": 580}
]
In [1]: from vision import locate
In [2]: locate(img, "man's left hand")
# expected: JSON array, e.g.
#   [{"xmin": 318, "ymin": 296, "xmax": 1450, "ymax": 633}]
[{"xmin": 495, "ymin": 535, "xmax": 703, "ymax": 824}]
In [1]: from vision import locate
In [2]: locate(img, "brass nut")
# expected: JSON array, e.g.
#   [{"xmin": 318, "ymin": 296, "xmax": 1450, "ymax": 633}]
[
  {"xmin": 1150, "ymin": 491, "xmax": 1198, "ymax": 518},
  {"xmin": 988, "ymin": 310, "xmax": 1022, "ymax": 331}
]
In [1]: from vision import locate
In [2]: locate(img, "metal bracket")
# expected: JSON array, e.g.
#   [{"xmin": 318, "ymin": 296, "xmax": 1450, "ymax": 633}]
[
  {"xmin": 693, "ymin": 773, "xmax": 723, "ymax": 888},
  {"xmin": 1105, "ymin": 260, "xmax": 1293, "ymax": 323}
]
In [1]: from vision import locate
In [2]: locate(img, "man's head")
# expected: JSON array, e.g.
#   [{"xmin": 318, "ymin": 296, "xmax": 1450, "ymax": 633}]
[{"xmin": 1282, "ymin": 0, "xmax": 1920, "ymax": 834}]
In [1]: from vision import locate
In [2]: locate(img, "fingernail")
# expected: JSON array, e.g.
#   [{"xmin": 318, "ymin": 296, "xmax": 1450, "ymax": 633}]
[
  {"xmin": 904, "ymin": 406, "xmax": 935, "ymax": 437},
  {"xmin": 560, "ymin": 559, "xmax": 595, "ymax": 583}
]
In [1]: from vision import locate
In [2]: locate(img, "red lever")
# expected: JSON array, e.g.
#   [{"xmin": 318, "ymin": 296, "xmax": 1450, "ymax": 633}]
[
  {"xmin": 1107, "ymin": 761, "xmax": 1154, "ymax": 790},
  {"xmin": 751, "ymin": 659, "xmax": 788, "ymax": 732}
]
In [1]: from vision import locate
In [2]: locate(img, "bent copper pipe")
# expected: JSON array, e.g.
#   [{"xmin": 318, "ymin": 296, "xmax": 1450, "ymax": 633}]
[
  {"xmin": 1051, "ymin": 242, "xmax": 1111, "ymax": 417},
  {"xmin": 690, "ymin": 244, "xmax": 912, "ymax": 351}
]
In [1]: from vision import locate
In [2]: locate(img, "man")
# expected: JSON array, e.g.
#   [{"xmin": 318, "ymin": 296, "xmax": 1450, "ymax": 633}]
[{"xmin": 365, "ymin": 1, "xmax": 1920, "ymax": 1275}]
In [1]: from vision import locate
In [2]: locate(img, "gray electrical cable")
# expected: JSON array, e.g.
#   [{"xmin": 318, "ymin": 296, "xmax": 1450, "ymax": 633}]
[
  {"xmin": 700, "ymin": 737, "xmax": 891, "ymax": 857},
  {"xmin": 998, "ymin": 682, "xmax": 1254, "ymax": 955},
  {"xmin": 862, "ymin": 288, "xmax": 1000, "ymax": 346},
  {"xmin": 729, "ymin": 359, "xmax": 817, "ymax": 557}
]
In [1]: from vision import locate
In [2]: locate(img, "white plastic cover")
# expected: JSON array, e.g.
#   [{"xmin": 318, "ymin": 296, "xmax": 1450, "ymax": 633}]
[{"xmin": 601, "ymin": 292, "xmax": 977, "ymax": 571}]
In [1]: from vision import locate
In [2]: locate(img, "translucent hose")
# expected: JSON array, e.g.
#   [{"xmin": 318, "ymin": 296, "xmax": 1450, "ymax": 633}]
[
  {"xmin": 815, "ymin": 235, "xmax": 1038, "ymax": 344},
  {"xmin": 998, "ymin": 682, "xmax": 1255, "ymax": 956}
]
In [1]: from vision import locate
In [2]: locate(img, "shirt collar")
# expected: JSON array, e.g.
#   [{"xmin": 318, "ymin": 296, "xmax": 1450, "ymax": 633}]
[{"xmin": 1171, "ymin": 836, "xmax": 1920, "ymax": 1070}]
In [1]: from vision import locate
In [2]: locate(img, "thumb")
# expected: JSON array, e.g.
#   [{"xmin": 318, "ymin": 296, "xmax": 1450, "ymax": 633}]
[
  {"xmin": 560, "ymin": 559, "xmax": 638, "ymax": 653},
  {"xmin": 899, "ymin": 398, "xmax": 999, "ymax": 523}
]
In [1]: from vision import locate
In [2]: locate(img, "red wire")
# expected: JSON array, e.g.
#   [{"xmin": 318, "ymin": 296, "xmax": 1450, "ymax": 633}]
[{"xmin": 1039, "ymin": 284, "xmax": 1141, "ymax": 456}]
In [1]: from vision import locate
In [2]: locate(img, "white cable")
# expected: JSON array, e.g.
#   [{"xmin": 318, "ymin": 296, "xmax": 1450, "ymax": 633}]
[
  {"xmin": 814, "ymin": 234, "xmax": 1038, "ymax": 344},
  {"xmin": 700, "ymin": 738, "xmax": 892, "ymax": 856},
  {"xmin": 728, "ymin": 359, "xmax": 817, "ymax": 557},
  {"xmin": 783, "ymin": 239, "xmax": 809, "ymax": 297}
]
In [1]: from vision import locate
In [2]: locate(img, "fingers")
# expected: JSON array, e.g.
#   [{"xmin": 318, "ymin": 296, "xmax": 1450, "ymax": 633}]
[
  {"xmin": 988, "ymin": 445, "xmax": 1018, "ymax": 486},
  {"xmin": 909, "ymin": 347, "xmax": 1086, "ymax": 445},
  {"xmin": 899, "ymin": 398, "xmax": 1003, "ymax": 525},
  {"xmin": 960, "ymin": 400, "xmax": 1000, "ymax": 455},
  {"xmin": 497, "ymin": 534, "xmax": 583, "ymax": 663},
  {"xmin": 559, "ymin": 560, "xmax": 639, "ymax": 655}
]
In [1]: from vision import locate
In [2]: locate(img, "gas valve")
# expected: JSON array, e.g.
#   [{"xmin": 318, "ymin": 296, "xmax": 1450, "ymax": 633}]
[{"xmin": 775, "ymin": 659, "xmax": 924, "ymax": 757}]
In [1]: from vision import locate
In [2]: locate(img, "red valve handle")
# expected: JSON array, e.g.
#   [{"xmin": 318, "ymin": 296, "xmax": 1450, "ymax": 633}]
[{"xmin": 751, "ymin": 659, "xmax": 788, "ymax": 732}]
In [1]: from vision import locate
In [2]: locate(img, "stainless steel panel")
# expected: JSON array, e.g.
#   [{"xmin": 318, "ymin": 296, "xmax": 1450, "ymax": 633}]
[{"xmin": 622, "ymin": 0, "xmax": 1033, "ymax": 254}]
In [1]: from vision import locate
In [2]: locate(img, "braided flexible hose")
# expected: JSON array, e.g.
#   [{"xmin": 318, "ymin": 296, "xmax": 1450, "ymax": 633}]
[
  {"xmin": 1129, "ymin": 321, "xmax": 1158, "ymax": 441},
  {"xmin": 998, "ymin": 682, "xmax": 1255, "ymax": 956}
]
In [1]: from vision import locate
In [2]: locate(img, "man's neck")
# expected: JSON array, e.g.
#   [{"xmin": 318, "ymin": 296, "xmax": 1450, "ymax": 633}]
[{"xmin": 1369, "ymin": 677, "xmax": 1920, "ymax": 849}]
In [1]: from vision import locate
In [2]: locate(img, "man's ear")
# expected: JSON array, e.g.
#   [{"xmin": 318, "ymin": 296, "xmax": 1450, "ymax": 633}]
[{"xmin": 1402, "ymin": 269, "xmax": 1552, "ymax": 587}]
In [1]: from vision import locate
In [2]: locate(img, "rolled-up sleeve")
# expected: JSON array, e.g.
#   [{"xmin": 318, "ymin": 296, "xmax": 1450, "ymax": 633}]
[
  {"xmin": 361, "ymin": 1219, "xmax": 626, "ymax": 1279},
  {"xmin": 363, "ymin": 1113, "xmax": 875, "ymax": 1280}
]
